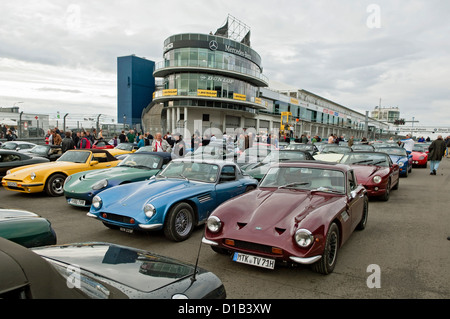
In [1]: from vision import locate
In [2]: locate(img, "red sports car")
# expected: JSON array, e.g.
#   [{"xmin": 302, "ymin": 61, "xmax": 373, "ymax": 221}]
[
  {"xmin": 92, "ymin": 140, "xmax": 114, "ymax": 149},
  {"xmin": 411, "ymin": 144, "xmax": 429, "ymax": 168},
  {"xmin": 203, "ymin": 161, "xmax": 368, "ymax": 275},
  {"xmin": 339, "ymin": 151, "xmax": 400, "ymax": 201}
]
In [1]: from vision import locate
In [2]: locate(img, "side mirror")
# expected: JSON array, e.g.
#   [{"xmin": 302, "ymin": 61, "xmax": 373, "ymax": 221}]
[{"xmin": 90, "ymin": 160, "xmax": 99, "ymax": 166}]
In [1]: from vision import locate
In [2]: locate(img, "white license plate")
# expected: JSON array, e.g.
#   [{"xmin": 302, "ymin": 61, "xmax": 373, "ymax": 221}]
[
  {"xmin": 120, "ymin": 227, "xmax": 133, "ymax": 234},
  {"xmin": 233, "ymin": 252, "xmax": 275, "ymax": 270},
  {"xmin": 7, "ymin": 182, "xmax": 17, "ymax": 187},
  {"xmin": 69, "ymin": 198, "xmax": 86, "ymax": 206}
]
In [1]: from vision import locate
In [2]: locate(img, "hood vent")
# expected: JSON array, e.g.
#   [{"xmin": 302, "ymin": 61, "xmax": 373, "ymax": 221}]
[
  {"xmin": 198, "ymin": 194, "xmax": 212, "ymax": 203},
  {"xmin": 236, "ymin": 222, "xmax": 247, "ymax": 230}
]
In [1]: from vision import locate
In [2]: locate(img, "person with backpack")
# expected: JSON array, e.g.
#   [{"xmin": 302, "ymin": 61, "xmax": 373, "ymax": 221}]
[{"xmin": 77, "ymin": 131, "xmax": 92, "ymax": 149}]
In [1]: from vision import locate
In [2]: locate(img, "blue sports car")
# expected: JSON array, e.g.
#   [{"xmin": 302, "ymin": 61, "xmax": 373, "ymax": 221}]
[
  {"xmin": 87, "ymin": 159, "xmax": 258, "ymax": 241},
  {"xmin": 376, "ymin": 146, "xmax": 412, "ymax": 177}
]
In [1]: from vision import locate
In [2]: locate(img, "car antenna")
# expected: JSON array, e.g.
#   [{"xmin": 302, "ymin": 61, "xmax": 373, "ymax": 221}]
[{"xmin": 191, "ymin": 237, "xmax": 203, "ymax": 283}]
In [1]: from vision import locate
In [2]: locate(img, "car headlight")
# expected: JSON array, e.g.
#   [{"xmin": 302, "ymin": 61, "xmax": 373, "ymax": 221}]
[
  {"xmin": 206, "ymin": 216, "xmax": 222, "ymax": 233},
  {"xmin": 92, "ymin": 179, "xmax": 108, "ymax": 190},
  {"xmin": 144, "ymin": 203, "xmax": 156, "ymax": 218},
  {"xmin": 92, "ymin": 196, "xmax": 102, "ymax": 209},
  {"xmin": 295, "ymin": 229, "xmax": 314, "ymax": 248},
  {"xmin": 64, "ymin": 175, "xmax": 72, "ymax": 185},
  {"xmin": 373, "ymin": 175, "xmax": 382, "ymax": 184},
  {"xmin": 398, "ymin": 162, "xmax": 404, "ymax": 167},
  {"xmin": 30, "ymin": 172, "xmax": 36, "ymax": 180}
]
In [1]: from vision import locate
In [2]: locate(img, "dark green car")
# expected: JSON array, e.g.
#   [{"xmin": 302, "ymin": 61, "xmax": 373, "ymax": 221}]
[
  {"xmin": 0, "ymin": 209, "xmax": 57, "ymax": 248},
  {"xmin": 64, "ymin": 152, "xmax": 172, "ymax": 208}
]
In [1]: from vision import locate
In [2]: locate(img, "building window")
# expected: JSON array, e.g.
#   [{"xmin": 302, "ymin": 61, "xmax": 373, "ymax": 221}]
[{"xmin": 202, "ymin": 114, "xmax": 210, "ymax": 122}]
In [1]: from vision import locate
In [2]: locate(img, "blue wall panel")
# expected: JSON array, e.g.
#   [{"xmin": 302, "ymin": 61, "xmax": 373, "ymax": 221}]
[{"xmin": 117, "ymin": 55, "xmax": 155, "ymax": 129}]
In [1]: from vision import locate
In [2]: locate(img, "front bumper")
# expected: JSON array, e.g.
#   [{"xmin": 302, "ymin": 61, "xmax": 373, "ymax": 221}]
[
  {"xmin": 86, "ymin": 212, "xmax": 163, "ymax": 231},
  {"xmin": 1, "ymin": 180, "xmax": 44, "ymax": 193},
  {"xmin": 202, "ymin": 237, "xmax": 322, "ymax": 266}
]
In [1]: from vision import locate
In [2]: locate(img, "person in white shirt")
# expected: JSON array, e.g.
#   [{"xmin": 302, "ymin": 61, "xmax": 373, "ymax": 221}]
[
  {"xmin": 151, "ymin": 132, "xmax": 171, "ymax": 152},
  {"xmin": 401, "ymin": 134, "xmax": 415, "ymax": 154}
]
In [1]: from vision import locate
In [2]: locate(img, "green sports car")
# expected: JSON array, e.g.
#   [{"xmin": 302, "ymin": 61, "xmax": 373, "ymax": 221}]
[
  {"xmin": 64, "ymin": 152, "xmax": 172, "ymax": 208},
  {"xmin": 0, "ymin": 209, "xmax": 57, "ymax": 248}
]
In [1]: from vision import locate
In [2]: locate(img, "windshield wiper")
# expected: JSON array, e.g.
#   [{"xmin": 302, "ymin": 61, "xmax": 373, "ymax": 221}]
[
  {"xmin": 310, "ymin": 187, "xmax": 344, "ymax": 194},
  {"xmin": 278, "ymin": 182, "xmax": 310, "ymax": 189},
  {"xmin": 352, "ymin": 160, "xmax": 373, "ymax": 164}
]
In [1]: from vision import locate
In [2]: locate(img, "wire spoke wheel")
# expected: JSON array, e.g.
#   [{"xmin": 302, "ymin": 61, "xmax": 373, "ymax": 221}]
[
  {"xmin": 174, "ymin": 208, "xmax": 193, "ymax": 237},
  {"xmin": 164, "ymin": 202, "xmax": 195, "ymax": 242}
]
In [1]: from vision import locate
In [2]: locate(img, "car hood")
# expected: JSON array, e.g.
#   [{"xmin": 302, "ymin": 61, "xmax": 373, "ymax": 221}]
[
  {"xmin": 32, "ymin": 243, "xmax": 202, "ymax": 295},
  {"xmin": 0, "ymin": 209, "xmax": 39, "ymax": 221},
  {"xmin": 6, "ymin": 161, "xmax": 81, "ymax": 177},
  {"xmin": 389, "ymin": 155, "xmax": 407, "ymax": 164},
  {"xmin": 71, "ymin": 167, "xmax": 158, "ymax": 183},
  {"xmin": 350, "ymin": 165, "xmax": 389, "ymax": 184},
  {"xmin": 98, "ymin": 178, "xmax": 212, "ymax": 209},
  {"xmin": 217, "ymin": 188, "xmax": 343, "ymax": 232}
]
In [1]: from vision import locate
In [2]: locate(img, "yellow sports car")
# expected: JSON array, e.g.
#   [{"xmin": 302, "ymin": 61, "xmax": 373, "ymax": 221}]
[
  {"xmin": 107, "ymin": 143, "xmax": 138, "ymax": 157},
  {"xmin": 1, "ymin": 149, "xmax": 120, "ymax": 196}
]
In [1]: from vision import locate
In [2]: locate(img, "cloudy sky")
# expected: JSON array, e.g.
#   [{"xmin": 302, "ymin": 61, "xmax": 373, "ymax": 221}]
[{"xmin": 1, "ymin": 0, "xmax": 449, "ymax": 127}]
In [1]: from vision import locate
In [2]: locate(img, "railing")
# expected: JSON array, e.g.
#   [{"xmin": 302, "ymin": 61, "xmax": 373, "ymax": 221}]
[{"xmin": 154, "ymin": 60, "xmax": 269, "ymax": 85}]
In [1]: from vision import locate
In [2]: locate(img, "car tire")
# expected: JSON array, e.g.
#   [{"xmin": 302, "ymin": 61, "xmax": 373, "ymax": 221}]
[
  {"xmin": 312, "ymin": 222, "xmax": 339, "ymax": 275},
  {"xmin": 380, "ymin": 180, "xmax": 390, "ymax": 201},
  {"xmin": 356, "ymin": 196, "xmax": 369, "ymax": 230},
  {"xmin": 45, "ymin": 173, "xmax": 67, "ymax": 196},
  {"xmin": 392, "ymin": 177, "xmax": 399, "ymax": 190},
  {"xmin": 245, "ymin": 185, "xmax": 256, "ymax": 192},
  {"xmin": 164, "ymin": 202, "xmax": 195, "ymax": 242}
]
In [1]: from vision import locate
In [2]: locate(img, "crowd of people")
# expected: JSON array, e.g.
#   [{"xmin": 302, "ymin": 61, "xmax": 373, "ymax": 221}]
[{"xmin": 1, "ymin": 125, "xmax": 18, "ymax": 141}]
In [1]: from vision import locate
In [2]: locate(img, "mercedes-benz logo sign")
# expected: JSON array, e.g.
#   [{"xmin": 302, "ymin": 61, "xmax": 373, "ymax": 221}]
[{"xmin": 209, "ymin": 40, "xmax": 218, "ymax": 51}]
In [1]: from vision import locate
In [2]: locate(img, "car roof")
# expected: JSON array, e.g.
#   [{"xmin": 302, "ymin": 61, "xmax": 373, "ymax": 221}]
[
  {"xmin": 126, "ymin": 151, "xmax": 172, "ymax": 160},
  {"xmin": 0, "ymin": 237, "xmax": 87, "ymax": 298}
]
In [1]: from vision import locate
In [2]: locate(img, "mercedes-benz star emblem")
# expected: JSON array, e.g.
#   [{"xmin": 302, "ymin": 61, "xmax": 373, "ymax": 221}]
[{"xmin": 209, "ymin": 40, "xmax": 218, "ymax": 51}]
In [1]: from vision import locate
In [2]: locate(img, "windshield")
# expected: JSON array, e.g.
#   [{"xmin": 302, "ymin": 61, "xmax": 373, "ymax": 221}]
[
  {"xmin": 115, "ymin": 143, "xmax": 134, "ymax": 151},
  {"xmin": 57, "ymin": 151, "xmax": 90, "ymax": 163},
  {"xmin": 158, "ymin": 161, "xmax": 219, "ymax": 183},
  {"xmin": 260, "ymin": 166, "xmax": 345, "ymax": 194},
  {"xmin": 29, "ymin": 145, "xmax": 49, "ymax": 155},
  {"xmin": 241, "ymin": 146, "xmax": 272, "ymax": 158},
  {"xmin": 119, "ymin": 154, "xmax": 161, "ymax": 169},
  {"xmin": 0, "ymin": 142, "xmax": 17, "ymax": 150},
  {"xmin": 377, "ymin": 147, "xmax": 407, "ymax": 156},
  {"xmin": 321, "ymin": 146, "xmax": 352, "ymax": 154},
  {"xmin": 340, "ymin": 153, "xmax": 389, "ymax": 167},
  {"xmin": 193, "ymin": 144, "xmax": 224, "ymax": 156},
  {"xmin": 261, "ymin": 151, "xmax": 309, "ymax": 164},
  {"xmin": 413, "ymin": 145, "xmax": 428, "ymax": 152},
  {"xmin": 351, "ymin": 144, "xmax": 374, "ymax": 151},
  {"xmin": 286, "ymin": 144, "xmax": 313, "ymax": 151},
  {"xmin": 135, "ymin": 146, "xmax": 153, "ymax": 153}
]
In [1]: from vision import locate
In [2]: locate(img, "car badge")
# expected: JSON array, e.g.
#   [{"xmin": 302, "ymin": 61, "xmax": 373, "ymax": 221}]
[{"xmin": 255, "ymin": 226, "xmax": 262, "ymax": 230}]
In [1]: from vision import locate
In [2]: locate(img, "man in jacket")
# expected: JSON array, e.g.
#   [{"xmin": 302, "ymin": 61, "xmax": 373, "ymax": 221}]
[
  {"xmin": 151, "ymin": 132, "xmax": 171, "ymax": 152},
  {"xmin": 62, "ymin": 131, "xmax": 76, "ymax": 153},
  {"xmin": 428, "ymin": 135, "xmax": 446, "ymax": 175}
]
